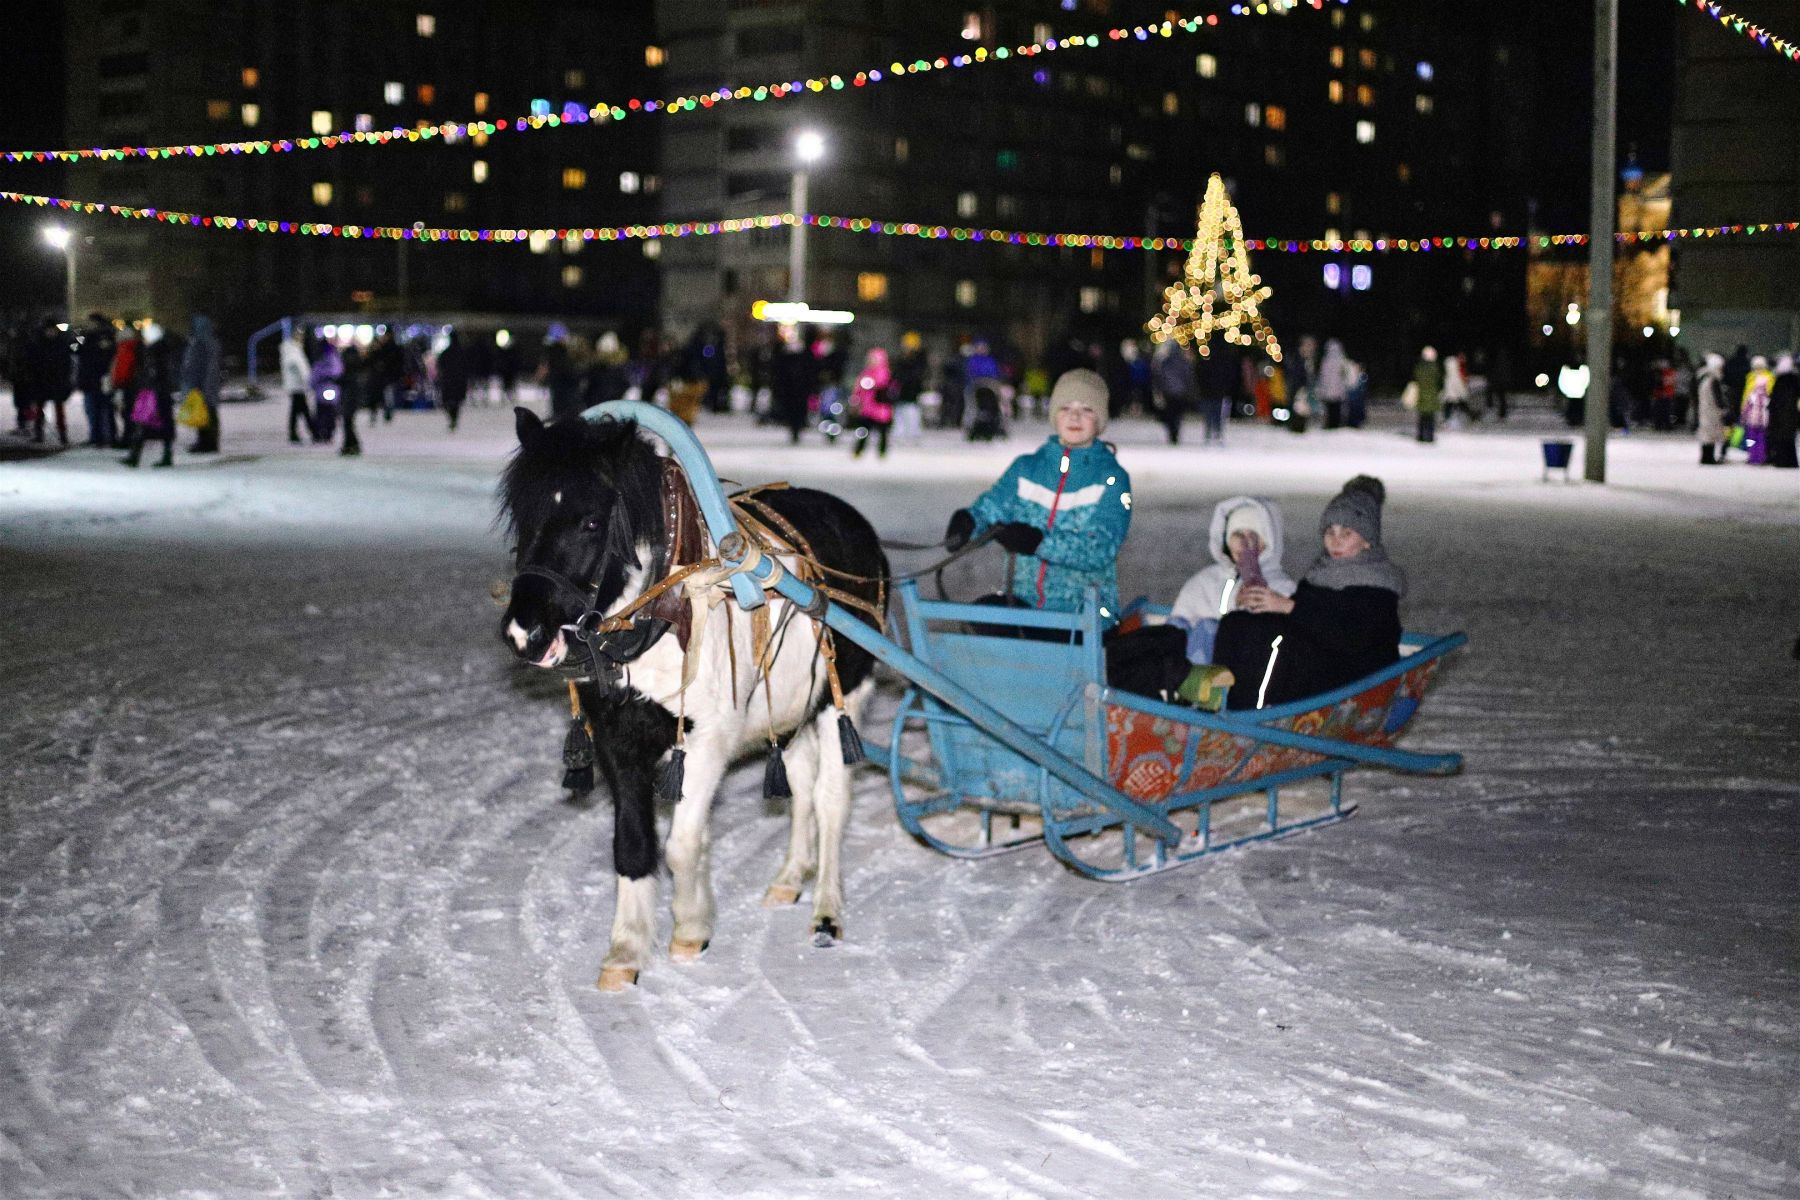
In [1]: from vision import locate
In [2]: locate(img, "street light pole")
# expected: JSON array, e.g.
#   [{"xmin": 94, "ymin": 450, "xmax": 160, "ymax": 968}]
[
  {"xmin": 43, "ymin": 225, "xmax": 75, "ymax": 318},
  {"xmin": 1584, "ymin": 0, "xmax": 1619, "ymax": 483},
  {"xmin": 789, "ymin": 129, "xmax": 825, "ymax": 305}
]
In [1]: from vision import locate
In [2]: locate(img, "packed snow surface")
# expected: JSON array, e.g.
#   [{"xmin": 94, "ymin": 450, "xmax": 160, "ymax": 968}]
[{"xmin": 2, "ymin": 395, "xmax": 1796, "ymax": 1198}]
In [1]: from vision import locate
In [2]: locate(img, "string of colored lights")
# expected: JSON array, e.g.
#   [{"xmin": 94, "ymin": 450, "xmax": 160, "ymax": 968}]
[
  {"xmin": 1671, "ymin": 0, "xmax": 1800, "ymax": 64},
  {"xmin": 12, "ymin": 188, "xmax": 1799, "ymax": 253},
  {"xmin": 0, "ymin": 3, "xmax": 1345, "ymax": 165}
]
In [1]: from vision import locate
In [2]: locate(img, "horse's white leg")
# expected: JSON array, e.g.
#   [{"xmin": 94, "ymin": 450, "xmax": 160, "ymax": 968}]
[
  {"xmin": 764, "ymin": 723, "xmax": 820, "ymax": 907},
  {"xmin": 598, "ymin": 875, "xmax": 657, "ymax": 991},
  {"xmin": 664, "ymin": 736, "xmax": 730, "ymax": 961},
  {"xmin": 809, "ymin": 680, "xmax": 872, "ymax": 946}
]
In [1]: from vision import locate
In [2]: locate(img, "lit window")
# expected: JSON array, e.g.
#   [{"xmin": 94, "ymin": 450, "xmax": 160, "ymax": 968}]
[
  {"xmin": 1108, "ymin": 163, "xmax": 1122, "ymax": 186},
  {"xmin": 241, "ymin": 103, "xmax": 260, "ymax": 127},
  {"xmin": 618, "ymin": 171, "xmax": 640, "ymax": 193},
  {"xmin": 1328, "ymin": 79, "xmax": 1343, "ymax": 103},
  {"xmin": 563, "ymin": 266, "xmax": 584, "ymax": 288},
  {"xmin": 1357, "ymin": 84, "xmax": 1374, "ymax": 107},
  {"xmin": 1397, "ymin": 162, "xmax": 1411, "ymax": 182},
  {"xmin": 1326, "ymin": 191, "xmax": 1342, "ymax": 215},
  {"xmin": 472, "ymin": 130, "xmax": 489, "ymax": 147},
  {"xmin": 1264, "ymin": 144, "xmax": 1283, "ymax": 167},
  {"xmin": 894, "ymin": 136, "xmax": 909, "ymax": 162},
  {"xmin": 1265, "ymin": 105, "xmax": 1286, "ymax": 131},
  {"xmin": 311, "ymin": 110, "xmax": 333, "ymax": 134},
  {"xmin": 1244, "ymin": 102, "xmax": 1261, "ymax": 127},
  {"xmin": 1195, "ymin": 53, "xmax": 1217, "ymax": 78},
  {"xmin": 1323, "ymin": 262, "xmax": 1342, "ymax": 289},
  {"xmin": 1079, "ymin": 286, "xmax": 1104, "ymax": 314},
  {"xmin": 1360, "ymin": 12, "xmax": 1375, "ymax": 32},
  {"xmin": 996, "ymin": 149, "xmax": 1018, "ymax": 170},
  {"xmin": 1356, "ymin": 120, "xmax": 1376, "ymax": 144},
  {"xmin": 643, "ymin": 174, "xmax": 660, "ymax": 193},
  {"xmin": 384, "ymin": 81, "xmax": 403, "ymax": 105},
  {"xmin": 1089, "ymin": 248, "xmax": 1104, "ymax": 271},
  {"xmin": 311, "ymin": 182, "xmax": 332, "ymax": 206},
  {"xmin": 1324, "ymin": 228, "xmax": 1342, "ymax": 244},
  {"xmin": 1415, "ymin": 94, "xmax": 1434, "ymax": 115},
  {"xmin": 529, "ymin": 230, "xmax": 552, "ymax": 254},
  {"xmin": 473, "ymin": 91, "xmax": 489, "ymax": 114},
  {"xmin": 472, "ymin": 160, "xmax": 489, "ymax": 183},
  {"xmin": 857, "ymin": 272, "xmax": 889, "ymax": 302},
  {"xmin": 1033, "ymin": 23, "xmax": 1052, "ymax": 43},
  {"xmin": 563, "ymin": 168, "xmax": 587, "ymax": 190},
  {"xmin": 1416, "ymin": 61, "xmax": 1434, "ymax": 82},
  {"xmin": 955, "ymin": 280, "xmax": 978, "ymax": 308},
  {"xmin": 416, "ymin": 84, "xmax": 435, "ymax": 106},
  {"xmin": 645, "ymin": 45, "xmax": 666, "ymax": 67},
  {"xmin": 961, "ymin": 12, "xmax": 982, "ymax": 40},
  {"xmin": 354, "ymin": 113, "xmax": 372, "ymax": 132},
  {"xmin": 1329, "ymin": 46, "xmax": 1344, "ymax": 68},
  {"xmin": 1125, "ymin": 143, "xmax": 1152, "ymax": 161},
  {"xmin": 642, "ymin": 240, "xmax": 662, "ymax": 259},
  {"xmin": 1163, "ymin": 92, "xmax": 1179, "ymax": 116},
  {"xmin": 565, "ymin": 69, "xmax": 585, "ymax": 89},
  {"xmin": 530, "ymin": 98, "xmax": 550, "ymax": 117},
  {"xmin": 416, "ymin": 13, "xmax": 435, "ymax": 36},
  {"xmin": 957, "ymin": 192, "xmax": 978, "ymax": 217},
  {"xmin": 996, "ymin": 194, "xmax": 1019, "ymax": 219},
  {"xmin": 563, "ymin": 232, "xmax": 582, "ymax": 254},
  {"xmin": 444, "ymin": 192, "xmax": 467, "ymax": 212},
  {"xmin": 241, "ymin": 68, "xmax": 259, "ymax": 89},
  {"xmin": 206, "ymin": 99, "xmax": 231, "ymax": 121},
  {"xmin": 1332, "ymin": 8, "xmax": 1345, "ymax": 27},
  {"xmin": 1359, "ymin": 48, "xmax": 1377, "ymax": 70},
  {"xmin": 1351, "ymin": 264, "xmax": 1373, "ymax": 291}
]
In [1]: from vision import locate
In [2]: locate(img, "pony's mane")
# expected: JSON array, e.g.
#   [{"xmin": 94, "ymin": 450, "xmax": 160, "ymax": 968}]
[{"xmin": 497, "ymin": 416, "xmax": 659, "ymax": 539}]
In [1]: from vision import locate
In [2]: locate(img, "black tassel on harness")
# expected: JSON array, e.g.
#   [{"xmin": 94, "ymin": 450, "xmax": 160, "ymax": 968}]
[
  {"xmin": 657, "ymin": 746, "xmax": 687, "ymax": 804},
  {"xmin": 763, "ymin": 743, "xmax": 792, "ymax": 800},
  {"xmin": 561, "ymin": 717, "xmax": 595, "ymax": 794},
  {"xmin": 837, "ymin": 712, "xmax": 866, "ymax": 766}
]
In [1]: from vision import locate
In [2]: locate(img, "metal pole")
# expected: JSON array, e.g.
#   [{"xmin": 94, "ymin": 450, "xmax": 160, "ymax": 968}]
[
  {"xmin": 1584, "ymin": 0, "xmax": 1618, "ymax": 483},
  {"xmin": 788, "ymin": 169, "xmax": 809, "ymax": 303},
  {"xmin": 64, "ymin": 239, "xmax": 77, "ymax": 320}
]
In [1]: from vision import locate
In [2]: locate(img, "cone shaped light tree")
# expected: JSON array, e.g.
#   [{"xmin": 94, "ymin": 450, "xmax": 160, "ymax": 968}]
[{"xmin": 1147, "ymin": 173, "xmax": 1283, "ymax": 362}]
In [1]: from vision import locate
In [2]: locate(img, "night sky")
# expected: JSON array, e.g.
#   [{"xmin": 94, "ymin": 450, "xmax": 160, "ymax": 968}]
[{"xmin": 0, "ymin": 0, "xmax": 1687, "ymax": 317}]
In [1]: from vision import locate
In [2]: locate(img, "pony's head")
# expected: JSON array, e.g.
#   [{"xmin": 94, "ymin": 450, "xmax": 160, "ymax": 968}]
[{"xmin": 497, "ymin": 409, "xmax": 663, "ymax": 668}]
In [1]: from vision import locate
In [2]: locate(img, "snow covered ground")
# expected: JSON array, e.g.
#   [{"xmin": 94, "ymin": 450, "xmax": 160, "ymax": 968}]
[{"xmin": 2, "ymin": 393, "xmax": 1796, "ymax": 1198}]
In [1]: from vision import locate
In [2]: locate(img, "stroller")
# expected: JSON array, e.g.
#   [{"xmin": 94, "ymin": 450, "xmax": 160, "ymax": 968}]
[{"xmin": 967, "ymin": 377, "xmax": 1007, "ymax": 441}]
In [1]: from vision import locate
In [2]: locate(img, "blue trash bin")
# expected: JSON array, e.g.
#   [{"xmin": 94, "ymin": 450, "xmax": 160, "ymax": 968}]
[{"xmin": 1541, "ymin": 439, "xmax": 1574, "ymax": 482}]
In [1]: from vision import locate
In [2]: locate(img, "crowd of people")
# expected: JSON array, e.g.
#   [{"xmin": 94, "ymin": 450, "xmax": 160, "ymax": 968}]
[{"xmin": 1693, "ymin": 344, "xmax": 1799, "ymax": 468}]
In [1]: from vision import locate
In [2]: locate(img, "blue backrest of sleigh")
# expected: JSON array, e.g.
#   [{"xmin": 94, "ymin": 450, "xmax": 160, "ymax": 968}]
[{"xmin": 895, "ymin": 580, "xmax": 1105, "ymax": 808}]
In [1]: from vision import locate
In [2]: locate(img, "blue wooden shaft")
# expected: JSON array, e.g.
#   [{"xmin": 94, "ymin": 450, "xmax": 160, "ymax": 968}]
[{"xmin": 586, "ymin": 399, "xmax": 1184, "ymax": 848}]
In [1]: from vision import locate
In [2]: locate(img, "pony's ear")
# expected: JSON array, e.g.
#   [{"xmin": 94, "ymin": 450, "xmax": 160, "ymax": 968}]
[{"xmin": 514, "ymin": 406, "xmax": 545, "ymax": 445}]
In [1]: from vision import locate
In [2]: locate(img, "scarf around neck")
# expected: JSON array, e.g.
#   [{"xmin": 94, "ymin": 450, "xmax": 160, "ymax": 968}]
[{"xmin": 1304, "ymin": 546, "xmax": 1407, "ymax": 597}]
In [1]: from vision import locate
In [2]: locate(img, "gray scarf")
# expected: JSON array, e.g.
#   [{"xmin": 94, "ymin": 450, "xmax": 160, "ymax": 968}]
[{"xmin": 1304, "ymin": 547, "xmax": 1407, "ymax": 597}]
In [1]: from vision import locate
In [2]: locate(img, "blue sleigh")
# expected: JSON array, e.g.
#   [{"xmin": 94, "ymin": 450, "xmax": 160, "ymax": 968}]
[{"xmin": 588, "ymin": 401, "xmax": 1465, "ymax": 882}]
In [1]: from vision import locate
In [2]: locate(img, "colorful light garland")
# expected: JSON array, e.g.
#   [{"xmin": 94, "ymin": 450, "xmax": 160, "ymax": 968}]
[
  {"xmin": 1671, "ymin": 0, "xmax": 1800, "ymax": 64},
  {"xmin": 0, "ymin": 4, "xmax": 1344, "ymax": 165},
  {"xmin": 9, "ymin": 188, "xmax": 1800, "ymax": 253}
]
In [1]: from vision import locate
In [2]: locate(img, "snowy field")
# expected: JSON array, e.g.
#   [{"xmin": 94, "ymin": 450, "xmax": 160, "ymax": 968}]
[{"xmin": 2, "ymin": 393, "xmax": 1796, "ymax": 1199}]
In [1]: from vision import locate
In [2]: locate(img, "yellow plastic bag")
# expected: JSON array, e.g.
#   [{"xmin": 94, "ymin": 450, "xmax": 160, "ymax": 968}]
[{"xmin": 177, "ymin": 388, "xmax": 208, "ymax": 428}]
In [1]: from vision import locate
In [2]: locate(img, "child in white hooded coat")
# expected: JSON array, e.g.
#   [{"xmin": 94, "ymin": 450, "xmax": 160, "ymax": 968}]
[{"xmin": 1169, "ymin": 496, "xmax": 1297, "ymax": 664}]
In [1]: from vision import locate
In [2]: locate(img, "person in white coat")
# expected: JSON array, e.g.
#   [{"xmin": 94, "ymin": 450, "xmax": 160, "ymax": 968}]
[
  {"xmin": 1168, "ymin": 496, "xmax": 1297, "ymax": 663},
  {"xmin": 1696, "ymin": 352, "xmax": 1728, "ymax": 465},
  {"xmin": 279, "ymin": 328, "xmax": 314, "ymax": 444}
]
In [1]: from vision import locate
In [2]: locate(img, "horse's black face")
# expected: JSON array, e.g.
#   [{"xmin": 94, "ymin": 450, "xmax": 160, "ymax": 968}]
[{"xmin": 499, "ymin": 409, "xmax": 650, "ymax": 669}]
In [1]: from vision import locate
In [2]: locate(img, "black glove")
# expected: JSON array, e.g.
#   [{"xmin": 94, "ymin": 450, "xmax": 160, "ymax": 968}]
[
  {"xmin": 993, "ymin": 522, "xmax": 1044, "ymax": 556},
  {"xmin": 944, "ymin": 508, "xmax": 976, "ymax": 552}
]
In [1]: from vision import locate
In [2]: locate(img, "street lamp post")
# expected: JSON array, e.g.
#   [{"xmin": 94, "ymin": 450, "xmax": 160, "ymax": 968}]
[
  {"xmin": 789, "ymin": 129, "xmax": 825, "ymax": 304},
  {"xmin": 42, "ymin": 225, "xmax": 76, "ymax": 319},
  {"xmin": 1584, "ymin": 0, "xmax": 1619, "ymax": 483}
]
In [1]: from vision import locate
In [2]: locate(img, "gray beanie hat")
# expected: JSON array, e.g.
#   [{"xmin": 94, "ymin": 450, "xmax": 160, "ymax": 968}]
[
  {"xmin": 1320, "ymin": 475, "xmax": 1386, "ymax": 546},
  {"xmin": 1048, "ymin": 368, "xmax": 1109, "ymax": 434}
]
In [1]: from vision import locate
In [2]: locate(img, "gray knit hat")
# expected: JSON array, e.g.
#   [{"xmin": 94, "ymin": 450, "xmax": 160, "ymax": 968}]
[
  {"xmin": 1320, "ymin": 475, "xmax": 1386, "ymax": 546},
  {"xmin": 1048, "ymin": 368, "xmax": 1109, "ymax": 434}
]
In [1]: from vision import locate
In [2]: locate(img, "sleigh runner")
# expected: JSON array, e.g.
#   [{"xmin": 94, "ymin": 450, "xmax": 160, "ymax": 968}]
[{"xmin": 577, "ymin": 401, "xmax": 1464, "ymax": 889}]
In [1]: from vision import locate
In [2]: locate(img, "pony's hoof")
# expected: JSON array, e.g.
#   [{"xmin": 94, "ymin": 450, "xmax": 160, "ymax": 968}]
[
  {"xmin": 596, "ymin": 965, "xmax": 640, "ymax": 992},
  {"xmin": 811, "ymin": 918, "xmax": 841, "ymax": 948},
  {"xmin": 762, "ymin": 884, "xmax": 802, "ymax": 908},
  {"xmin": 669, "ymin": 937, "xmax": 709, "ymax": 963}
]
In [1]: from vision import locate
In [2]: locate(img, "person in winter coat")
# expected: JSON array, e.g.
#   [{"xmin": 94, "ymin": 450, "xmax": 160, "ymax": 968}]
[
  {"xmin": 74, "ymin": 312, "xmax": 117, "ymax": 447},
  {"xmin": 1440, "ymin": 352, "xmax": 1472, "ymax": 425},
  {"xmin": 1412, "ymin": 346, "xmax": 1444, "ymax": 443},
  {"xmin": 1198, "ymin": 341, "xmax": 1239, "ymax": 443},
  {"xmin": 770, "ymin": 326, "xmax": 815, "ymax": 444},
  {"xmin": 850, "ymin": 346, "xmax": 895, "ymax": 459},
  {"xmin": 108, "ymin": 326, "xmax": 139, "ymax": 443},
  {"xmin": 943, "ymin": 368, "xmax": 1132, "ymax": 624},
  {"xmin": 1150, "ymin": 339, "xmax": 1197, "ymax": 445},
  {"xmin": 120, "ymin": 322, "xmax": 177, "ymax": 468},
  {"xmin": 1168, "ymin": 497, "xmax": 1298, "ymax": 665},
  {"xmin": 279, "ymin": 327, "xmax": 313, "ymax": 443},
  {"xmin": 310, "ymin": 338, "xmax": 345, "ymax": 447},
  {"xmin": 1316, "ymin": 338, "xmax": 1350, "ymax": 429},
  {"xmin": 582, "ymin": 330, "xmax": 632, "ymax": 410},
  {"xmin": 435, "ymin": 329, "xmax": 471, "ymax": 431},
  {"xmin": 1212, "ymin": 476, "xmax": 1404, "ymax": 710},
  {"xmin": 891, "ymin": 331, "xmax": 928, "ymax": 445},
  {"xmin": 1741, "ymin": 356, "xmax": 1775, "ymax": 465},
  {"xmin": 22, "ymin": 318, "xmax": 72, "ymax": 444},
  {"xmin": 1696, "ymin": 352, "xmax": 1729, "ymax": 465},
  {"xmin": 1766, "ymin": 354, "xmax": 1797, "ymax": 469},
  {"xmin": 180, "ymin": 313, "xmax": 222, "ymax": 452},
  {"xmin": 1722, "ymin": 344, "xmax": 1751, "ymax": 425}
]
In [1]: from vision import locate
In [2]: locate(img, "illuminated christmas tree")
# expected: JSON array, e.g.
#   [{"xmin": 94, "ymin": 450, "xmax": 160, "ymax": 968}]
[{"xmin": 1147, "ymin": 173, "xmax": 1282, "ymax": 362}]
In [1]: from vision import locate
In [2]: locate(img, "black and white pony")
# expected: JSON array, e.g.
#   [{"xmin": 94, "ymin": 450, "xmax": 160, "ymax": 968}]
[{"xmin": 499, "ymin": 409, "xmax": 889, "ymax": 989}]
